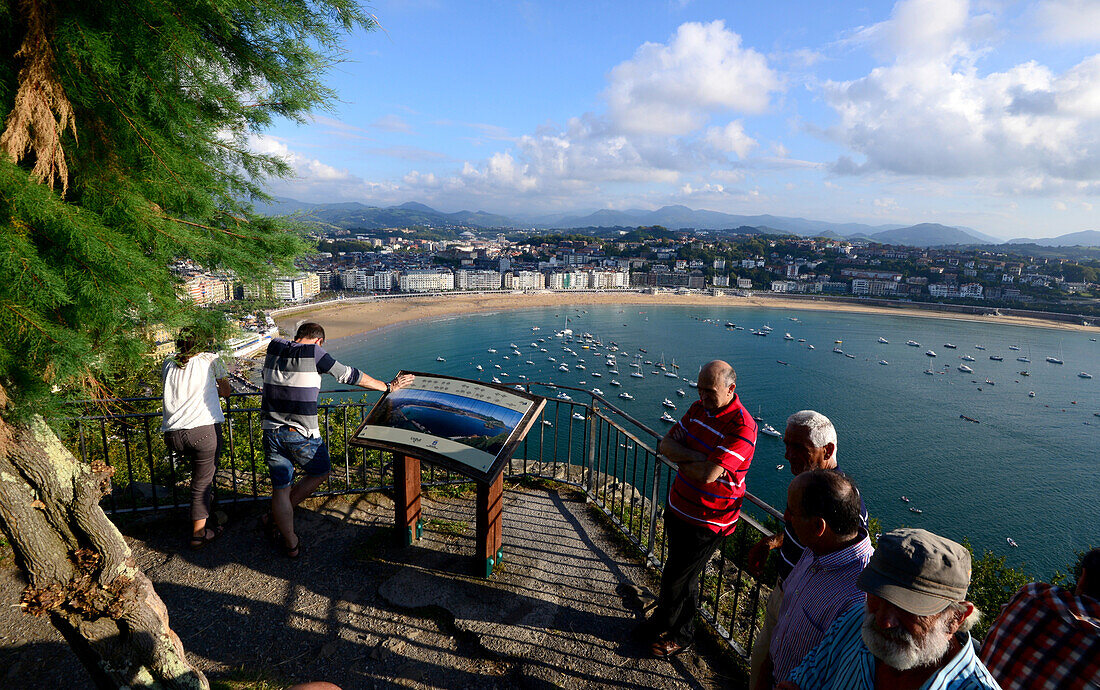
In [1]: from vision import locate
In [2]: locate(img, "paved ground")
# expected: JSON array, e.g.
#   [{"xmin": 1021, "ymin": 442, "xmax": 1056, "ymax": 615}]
[{"xmin": 0, "ymin": 482, "xmax": 748, "ymax": 689}]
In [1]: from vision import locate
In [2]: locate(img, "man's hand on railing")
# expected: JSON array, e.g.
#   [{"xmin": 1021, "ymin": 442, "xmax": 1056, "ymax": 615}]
[
  {"xmin": 746, "ymin": 533, "xmax": 783, "ymax": 578},
  {"xmin": 390, "ymin": 373, "xmax": 415, "ymax": 391}
]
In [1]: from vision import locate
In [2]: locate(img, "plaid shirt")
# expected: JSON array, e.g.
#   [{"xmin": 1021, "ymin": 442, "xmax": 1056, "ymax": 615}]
[{"xmin": 979, "ymin": 583, "xmax": 1100, "ymax": 689}]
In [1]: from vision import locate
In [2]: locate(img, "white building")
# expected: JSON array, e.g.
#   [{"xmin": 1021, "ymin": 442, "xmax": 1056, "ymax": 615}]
[
  {"xmin": 244, "ymin": 272, "xmax": 319, "ymax": 302},
  {"xmin": 586, "ymin": 269, "xmax": 629, "ymax": 289},
  {"xmin": 455, "ymin": 269, "xmax": 502, "ymax": 290},
  {"xmin": 547, "ymin": 271, "xmax": 590, "ymax": 290},
  {"xmin": 736, "ymin": 277, "xmax": 753, "ymax": 289},
  {"xmin": 959, "ymin": 283, "xmax": 984, "ymax": 298},
  {"xmin": 399, "ymin": 270, "xmax": 454, "ymax": 292},
  {"xmin": 363, "ymin": 270, "xmax": 395, "ymax": 291},
  {"xmin": 504, "ymin": 271, "xmax": 545, "ymax": 290}
]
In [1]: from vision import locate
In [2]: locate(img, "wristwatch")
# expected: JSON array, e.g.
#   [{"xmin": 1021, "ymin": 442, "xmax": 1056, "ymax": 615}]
[{"xmin": 385, "ymin": 382, "xmax": 392, "ymax": 393}]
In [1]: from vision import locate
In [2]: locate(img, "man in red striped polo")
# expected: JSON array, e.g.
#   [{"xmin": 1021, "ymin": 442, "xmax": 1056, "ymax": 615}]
[{"xmin": 639, "ymin": 359, "xmax": 757, "ymax": 658}]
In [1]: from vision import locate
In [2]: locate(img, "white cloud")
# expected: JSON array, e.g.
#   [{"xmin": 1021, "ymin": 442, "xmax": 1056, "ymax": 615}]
[
  {"xmin": 371, "ymin": 114, "xmax": 414, "ymax": 133},
  {"xmin": 604, "ymin": 20, "xmax": 780, "ymax": 135},
  {"xmin": 704, "ymin": 121, "xmax": 757, "ymax": 158},
  {"xmin": 1035, "ymin": 0, "xmax": 1100, "ymax": 44},
  {"xmin": 823, "ymin": 0, "xmax": 1100, "ymax": 190}
]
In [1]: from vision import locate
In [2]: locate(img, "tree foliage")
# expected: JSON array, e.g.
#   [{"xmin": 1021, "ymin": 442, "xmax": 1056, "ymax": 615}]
[{"xmin": 0, "ymin": 0, "xmax": 373, "ymax": 416}]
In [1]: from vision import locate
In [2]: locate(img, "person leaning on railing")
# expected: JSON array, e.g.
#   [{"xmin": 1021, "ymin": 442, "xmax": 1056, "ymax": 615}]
[
  {"xmin": 258, "ymin": 322, "xmax": 414, "ymax": 559},
  {"xmin": 161, "ymin": 328, "xmax": 232, "ymax": 549}
]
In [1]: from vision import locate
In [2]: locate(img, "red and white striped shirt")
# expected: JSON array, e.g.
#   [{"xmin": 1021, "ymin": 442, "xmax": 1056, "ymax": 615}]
[{"xmin": 666, "ymin": 395, "xmax": 757, "ymax": 535}]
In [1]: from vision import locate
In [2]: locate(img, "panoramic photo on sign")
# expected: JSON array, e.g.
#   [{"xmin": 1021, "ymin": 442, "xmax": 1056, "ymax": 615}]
[{"xmin": 352, "ymin": 372, "xmax": 545, "ymax": 481}]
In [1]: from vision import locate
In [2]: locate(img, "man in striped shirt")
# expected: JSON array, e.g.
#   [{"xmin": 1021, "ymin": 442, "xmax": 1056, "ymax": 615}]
[
  {"xmin": 978, "ymin": 548, "xmax": 1100, "ymax": 689},
  {"xmin": 762, "ymin": 470, "xmax": 873, "ymax": 687},
  {"xmin": 261, "ymin": 322, "xmax": 413, "ymax": 558},
  {"xmin": 779, "ymin": 529, "xmax": 998, "ymax": 690},
  {"xmin": 638, "ymin": 359, "xmax": 757, "ymax": 658}
]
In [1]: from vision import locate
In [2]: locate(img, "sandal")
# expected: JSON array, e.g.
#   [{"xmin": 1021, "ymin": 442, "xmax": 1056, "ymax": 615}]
[
  {"xmin": 283, "ymin": 536, "xmax": 301, "ymax": 559},
  {"xmin": 189, "ymin": 526, "xmax": 223, "ymax": 550}
]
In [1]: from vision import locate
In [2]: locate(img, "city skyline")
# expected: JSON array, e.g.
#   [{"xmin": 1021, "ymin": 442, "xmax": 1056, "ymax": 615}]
[{"xmin": 255, "ymin": 0, "xmax": 1100, "ymax": 240}]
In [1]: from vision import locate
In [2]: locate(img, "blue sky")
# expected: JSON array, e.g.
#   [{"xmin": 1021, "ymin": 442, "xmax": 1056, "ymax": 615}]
[{"xmin": 254, "ymin": 0, "xmax": 1100, "ymax": 239}]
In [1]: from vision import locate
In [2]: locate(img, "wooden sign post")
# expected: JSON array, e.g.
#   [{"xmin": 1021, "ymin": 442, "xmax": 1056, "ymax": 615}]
[{"xmin": 349, "ymin": 372, "xmax": 545, "ymax": 578}]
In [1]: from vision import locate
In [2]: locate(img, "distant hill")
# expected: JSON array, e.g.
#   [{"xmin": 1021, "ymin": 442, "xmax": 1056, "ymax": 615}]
[
  {"xmin": 1007, "ymin": 230, "xmax": 1100, "ymax": 247},
  {"xmin": 252, "ymin": 197, "xmax": 1001, "ymax": 245},
  {"xmin": 867, "ymin": 223, "xmax": 992, "ymax": 247}
]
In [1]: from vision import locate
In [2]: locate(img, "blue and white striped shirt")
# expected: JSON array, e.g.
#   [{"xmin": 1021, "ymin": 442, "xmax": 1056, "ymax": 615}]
[
  {"xmin": 770, "ymin": 532, "xmax": 874, "ymax": 684},
  {"xmin": 261, "ymin": 338, "xmax": 362, "ymax": 437},
  {"xmin": 787, "ymin": 605, "xmax": 999, "ymax": 690}
]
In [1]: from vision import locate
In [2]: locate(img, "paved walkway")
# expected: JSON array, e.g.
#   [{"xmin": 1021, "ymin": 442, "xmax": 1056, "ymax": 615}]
[{"xmin": 1, "ymin": 483, "xmax": 747, "ymax": 688}]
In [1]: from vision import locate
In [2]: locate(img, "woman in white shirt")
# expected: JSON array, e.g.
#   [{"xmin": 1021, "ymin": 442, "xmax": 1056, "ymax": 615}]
[{"xmin": 161, "ymin": 330, "xmax": 231, "ymax": 549}]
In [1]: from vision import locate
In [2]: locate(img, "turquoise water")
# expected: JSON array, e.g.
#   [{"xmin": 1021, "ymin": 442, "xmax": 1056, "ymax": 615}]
[{"xmin": 328, "ymin": 304, "xmax": 1100, "ymax": 576}]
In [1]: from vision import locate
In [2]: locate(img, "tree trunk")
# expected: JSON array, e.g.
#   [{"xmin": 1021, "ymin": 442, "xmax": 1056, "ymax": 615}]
[{"xmin": 0, "ymin": 414, "xmax": 208, "ymax": 689}]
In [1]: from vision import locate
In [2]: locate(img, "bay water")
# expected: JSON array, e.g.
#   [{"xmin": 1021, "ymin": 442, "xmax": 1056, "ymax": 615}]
[{"xmin": 327, "ymin": 303, "xmax": 1100, "ymax": 576}]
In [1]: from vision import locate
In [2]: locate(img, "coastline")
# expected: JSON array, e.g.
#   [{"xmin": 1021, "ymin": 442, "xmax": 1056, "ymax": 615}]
[{"xmin": 274, "ymin": 292, "xmax": 1100, "ymax": 341}]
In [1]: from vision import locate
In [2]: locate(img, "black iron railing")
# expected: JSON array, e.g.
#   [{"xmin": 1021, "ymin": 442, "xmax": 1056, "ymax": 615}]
[{"xmin": 60, "ymin": 385, "xmax": 782, "ymax": 659}]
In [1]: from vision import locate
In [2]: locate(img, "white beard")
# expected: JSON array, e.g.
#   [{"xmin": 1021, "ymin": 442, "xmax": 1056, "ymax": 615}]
[{"xmin": 861, "ymin": 608, "xmax": 954, "ymax": 671}]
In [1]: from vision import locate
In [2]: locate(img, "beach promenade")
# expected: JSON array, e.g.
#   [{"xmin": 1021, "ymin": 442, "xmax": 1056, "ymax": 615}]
[{"xmin": 0, "ymin": 482, "xmax": 741, "ymax": 689}]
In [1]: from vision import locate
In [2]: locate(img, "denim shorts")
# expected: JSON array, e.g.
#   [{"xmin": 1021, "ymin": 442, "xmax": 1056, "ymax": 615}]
[{"xmin": 263, "ymin": 426, "xmax": 331, "ymax": 490}]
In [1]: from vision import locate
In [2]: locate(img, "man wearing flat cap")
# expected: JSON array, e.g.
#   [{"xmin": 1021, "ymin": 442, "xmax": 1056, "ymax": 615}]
[{"xmin": 777, "ymin": 528, "xmax": 998, "ymax": 690}]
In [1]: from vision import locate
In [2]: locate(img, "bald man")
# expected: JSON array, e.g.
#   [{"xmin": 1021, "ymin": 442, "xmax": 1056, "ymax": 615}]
[{"xmin": 637, "ymin": 360, "xmax": 758, "ymax": 658}]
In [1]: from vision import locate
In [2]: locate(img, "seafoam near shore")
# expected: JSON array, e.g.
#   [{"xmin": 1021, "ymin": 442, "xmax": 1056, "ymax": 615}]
[{"xmin": 275, "ymin": 292, "xmax": 1098, "ymax": 341}]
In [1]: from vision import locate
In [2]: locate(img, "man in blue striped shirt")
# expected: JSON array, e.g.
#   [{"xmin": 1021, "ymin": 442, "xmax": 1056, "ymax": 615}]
[
  {"xmin": 762, "ymin": 470, "xmax": 873, "ymax": 687},
  {"xmin": 261, "ymin": 322, "xmax": 413, "ymax": 558},
  {"xmin": 778, "ymin": 529, "xmax": 998, "ymax": 690}
]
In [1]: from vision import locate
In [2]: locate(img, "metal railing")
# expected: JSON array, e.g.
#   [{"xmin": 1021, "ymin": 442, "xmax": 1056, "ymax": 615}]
[{"xmin": 60, "ymin": 384, "xmax": 783, "ymax": 659}]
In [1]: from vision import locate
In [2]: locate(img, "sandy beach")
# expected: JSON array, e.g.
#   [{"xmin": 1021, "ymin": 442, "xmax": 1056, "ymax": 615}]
[{"xmin": 274, "ymin": 292, "xmax": 1099, "ymax": 341}]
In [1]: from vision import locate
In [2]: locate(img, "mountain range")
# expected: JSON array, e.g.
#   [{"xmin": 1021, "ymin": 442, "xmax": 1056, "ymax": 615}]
[{"xmin": 253, "ymin": 197, "xmax": 1096, "ymax": 248}]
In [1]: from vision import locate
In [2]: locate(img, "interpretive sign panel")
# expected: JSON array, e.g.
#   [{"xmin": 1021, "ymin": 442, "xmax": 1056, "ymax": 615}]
[{"xmin": 350, "ymin": 372, "xmax": 545, "ymax": 483}]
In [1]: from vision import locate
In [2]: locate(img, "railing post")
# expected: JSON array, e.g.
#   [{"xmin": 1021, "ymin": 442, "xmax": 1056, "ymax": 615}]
[
  {"xmin": 645, "ymin": 454, "xmax": 663, "ymax": 563},
  {"xmin": 585, "ymin": 403, "xmax": 598, "ymax": 498}
]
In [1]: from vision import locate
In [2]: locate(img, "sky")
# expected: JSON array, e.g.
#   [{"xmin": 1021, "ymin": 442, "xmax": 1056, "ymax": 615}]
[{"xmin": 254, "ymin": 0, "xmax": 1100, "ymax": 240}]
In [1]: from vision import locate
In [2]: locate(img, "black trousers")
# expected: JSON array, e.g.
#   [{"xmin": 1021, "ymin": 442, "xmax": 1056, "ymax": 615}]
[
  {"xmin": 164, "ymin": 423, "xmax": 223, "ymax": 522},
  {"xmin": 651, "ymin": 511, "xmax": 726, "ymax": 646}
]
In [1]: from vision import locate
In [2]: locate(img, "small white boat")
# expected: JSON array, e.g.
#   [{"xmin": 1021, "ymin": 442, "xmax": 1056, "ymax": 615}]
[
  {"xmin": 784, "ymin": 333, "xmax": 794, "ymax": 340},
  {"xmin": 797, "ymin": 338, "xmax": 806, "ymax": 343},
  {"xmin": 807, "ymin": 344, "xmax": 815, "ymax": 350},
  {"xmin": 909, "ymin": 507, "xmax": 923, "ymax": 514},
  {"xmin": 676, "ymin": 389, "xmax": 686, "ymax": 397},
  {"xmin": 630, "ymin": 371, "xmax": 644, "ymax": 378},
  {"xmin": 575, "ymin": 364, "xmax": 586, "ymax": 370},
  {"xmin": 487, "ymin": 348, "xmax": 497, "ymax": 353},
  {"xmin": 925, "ymin": 368, "xmax": 934, "ymax": 375},
  {"xmin": 662, "ymin": 399, "xmax": 676, "ymax": 409},
  {"xmin": 961, "ymin": 355, "xmax": 975, "ymax": 361},
  {"xmin": 591, "ymin": 371, "xmax": 602, "ymax": 377},
  {"xmin": 526, "ymin": 360, "xmax": 534, "ymax": 365},
  {"xmin": 619, "ymin": 392, "xmax": 634, "ymax": 400},
  {"xmin": 944, "ymin": 343, "xmax": 957, "ymax": 349},
  {"xmin": 590, "ymin": 388, "xmax": 603, "ymax": 396},
  {"xmin": 1079, "ymin": 372, "xmax": 1093, "ymax": 379},
  {"xmin": 990, "ymin": 356, "xmax": 1003, "ymax": 361},
  {"xmin": 1028, "ymin": 391, "xmax": 1036, "ymax": 398},
  {"xmin": 926, "ymin": 350, "xmax": 937, "ymax": 357},
  {"xmin": 760, "ymin": 423, "xmax": 781, "ymax": 438},
  {"xmin": 475, "ymin": 364, "xmax": 483, "ymax": 371},
  {"xmin": 776, "ymin": 464, "xmax": 785, "ymax": 470},
  {"xmin": 907, "ymin": 340, "xmax": 920, "ymax": 347},
  {"xmin": 558, "ymin": 364, "xmax": 569, "ymax": 372},
  {"xmin": 1007, "ymin": 538, "xmax": 1018, "ymax": 548},
  {"xmin": 572, "ymin": 412, "xmax": 585, "ymax": 421},
  {"xmin": 660, "ymin": 412, "xmax": 676, "ymax": 423},
  {"xmin": 688, "ymin": 381, "xmax": 698, "ymax": 388},
  {"xmin": 975, "ymin": 345, "xmax": 985, "ymax": 350},
  {"xmin": 845, "ymin": 353, "xmax": 855, "ymax": 359},
  {"xmin": 548, "ymin": 356, "xmax": 556, "ymax": 362},
  {"xmin": 556, "ymin": 391, "xmax": 572, "ymax": 401},
  {"xmin": 1017, "ymin": 356, "xmax": 1030, "ymax": 363},
  {"xmin": 1046, "ymin": 357, "xmax": 1064, "ymax": 364},
  {"xmin": 1009, "ymin": 345, "xmax": 1020, "ymax": 351},
  {"xmin": 494, "ymin": 364, "xmax": 502, "ymax": 369},
  {"xmin": 509, "ymin": 343, "xmax": 518, "ymax": 348},
  {"xmin": 664, "ymin": 371, "xmax": 678, "ymax": 378},
  {"xmin": 542, "ymin": 420, "xmax": 553, "ymax": 426},
  {"xmin": 901, "ymin": 496, "xmax": 909, "ymax": 502},
  {"xmin": 491, "ymin": 377, "xmax": 501, "ymax": 383},
  {"xmin": 436, "ymin": 356, "xmax": 446, "ymax": 362},
  {"xmin": 878, "ymin": 337, "xmax": 889, "ymax": 344},
  {"xmin": 879, "ymin": 360, "xmax": 889, "ymax": 366},
  {"xmin": 833, "ymin": 347, "xmax": 843, "ymax": 354},
  {"xmin": 609, "ymin": 379, "xmax": 621, "ymax": 387},
  {"xmin": 959, "ymin": 365, "xmax": 973, "ymax": 373}
]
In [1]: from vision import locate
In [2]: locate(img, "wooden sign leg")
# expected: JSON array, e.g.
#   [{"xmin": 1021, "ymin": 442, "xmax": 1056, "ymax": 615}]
[
  {"xmin": 476, "ymin": 473, "xmax": 504, "ymax": 577},
  {"xmin": 393, "ymin": 454, "xmax": 422, "ymax": 545}
]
